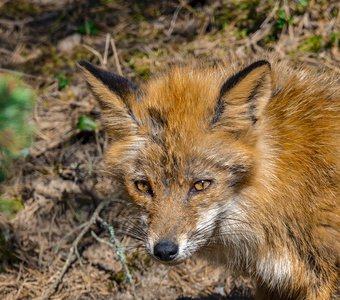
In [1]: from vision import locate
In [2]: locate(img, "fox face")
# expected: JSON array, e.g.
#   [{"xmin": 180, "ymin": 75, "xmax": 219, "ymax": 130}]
[
  {"xmin": 125, "ymin": 128, "xmax": 255, "ymax": 264},
  {"xmin": 79, "ymin": 60, "xmax": 272, "ymax": 264}
]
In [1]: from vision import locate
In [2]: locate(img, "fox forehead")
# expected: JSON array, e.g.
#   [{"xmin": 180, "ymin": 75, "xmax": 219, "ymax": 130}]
[
  {"xmin": 128, "ymin": 66, "xmax": 255, "ymax": 181},
  {"xmin": 133, "ymin": 65, "xmax": 225, "ymax": 132}
]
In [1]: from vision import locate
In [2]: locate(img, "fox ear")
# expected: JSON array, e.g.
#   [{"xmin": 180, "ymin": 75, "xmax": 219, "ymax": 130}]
[
  {"xmin": 212, "ymin": 60, "xmax": 272, "ymax": 134},
  {"xmin": 78, "ymin": 61, "xmax": 139, "ymax": 137}
]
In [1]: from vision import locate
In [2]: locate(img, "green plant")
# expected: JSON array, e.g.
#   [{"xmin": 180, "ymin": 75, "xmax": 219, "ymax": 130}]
[
  {"xmin": 0, "ymin": 197, "xmax": 24, "ymax": 219},
  {"xmin": 78, "ymin": 20, "xmax": 99, "ymax": 36},
  {"xmin": 0, "ymin": 76, "xmax": 35, "ymax": 182},
  {"xmin": 77, "ymin": 115, "xmax": 97, "ymax": 132},
  {"xmin": 275, "ymin": 10, "xmax": 293, "ymax": 29},
  {"xmin": 299, "ymin": 35, "xmax": 323, "ymax": 53},
  {"xmin": 327, "ymin": 32, "xmax": 340, "ymax": 48},
  {"xmin": 54, "ymin": 73, "xmax": 70, "ymax": 90}
]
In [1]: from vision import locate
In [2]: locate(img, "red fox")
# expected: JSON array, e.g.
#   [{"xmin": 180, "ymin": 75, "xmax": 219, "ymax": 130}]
[{"xmin": 79, "ymin": 57, "xmax": 340, "ymax": 300}]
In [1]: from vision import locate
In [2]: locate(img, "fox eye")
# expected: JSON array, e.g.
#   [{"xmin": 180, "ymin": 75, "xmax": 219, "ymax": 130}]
[
  {"xmin": 192, "ymin": 180, "xmax": 212, "ymax": 192},
  {"xmin": 134, "ymin": 180, "xmax": 153, "ymax": 195}
]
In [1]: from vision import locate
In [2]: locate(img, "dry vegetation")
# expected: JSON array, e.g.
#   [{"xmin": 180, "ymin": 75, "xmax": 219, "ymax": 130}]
[{"xmin": 0, "ymin": 0, "xmax": 339, "ymax": 299}]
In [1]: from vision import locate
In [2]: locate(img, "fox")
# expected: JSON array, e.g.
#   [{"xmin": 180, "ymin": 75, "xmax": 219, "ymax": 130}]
[{"xmin": 79, "ymin": 56, "xmax": 340, "ymax": 300}]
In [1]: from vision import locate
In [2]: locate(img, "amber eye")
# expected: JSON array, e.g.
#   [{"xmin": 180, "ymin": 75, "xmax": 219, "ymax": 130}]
[
  {"xmin": 192, "ymin": 180, "xmax": 212, "ymax": 192},
  {"xmin": 134, "ymin": 180, "xmax": 153, "ymax": 195}
]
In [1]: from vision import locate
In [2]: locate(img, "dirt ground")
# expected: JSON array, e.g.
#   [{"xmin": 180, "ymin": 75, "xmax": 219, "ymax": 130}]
[{"xmin": 0, "ymin": 0, "xmax": 339, "ymax": 299}]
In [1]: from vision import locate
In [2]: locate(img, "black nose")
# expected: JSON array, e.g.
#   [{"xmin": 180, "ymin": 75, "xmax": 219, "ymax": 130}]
[{"xmin": 153, "ymin": 240, "xmax": 179, "ymax": 261}]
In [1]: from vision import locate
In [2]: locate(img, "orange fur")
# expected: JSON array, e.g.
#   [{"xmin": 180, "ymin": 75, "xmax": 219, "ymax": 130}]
[{"xmin": 80, "ymin": 56, "xmax": 340, "ymax": 300}]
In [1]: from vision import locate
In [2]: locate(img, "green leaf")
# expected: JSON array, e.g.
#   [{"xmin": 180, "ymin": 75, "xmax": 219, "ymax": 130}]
[
  {"xmin": 275, "ymin": 19, "xmax": 286, "ymax": 29},
  {"xmin": 78, "ymin": 20, "xmax": 99, "ymax": 36},
  {"xmin": 275, "ymin": 11, "xmax": 288, "ymax": 28},
  {"xmin": 54, "ymin": 73, "xmax": 70, "ymax": 90},
  {"xmin": 77, "ymin": 115, "xmax": 97, "ymax": 132},
  {"xmin": 277, "ymin": 11, "xmax": 286, "ymax": 20}
]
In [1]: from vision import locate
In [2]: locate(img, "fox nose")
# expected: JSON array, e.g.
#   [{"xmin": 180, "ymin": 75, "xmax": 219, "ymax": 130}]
[{"xmin": 153, "ymin": 240, "xmax": 179, "ymax": 261}]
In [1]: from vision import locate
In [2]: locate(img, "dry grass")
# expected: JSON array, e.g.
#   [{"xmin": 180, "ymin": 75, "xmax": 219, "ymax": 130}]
[{"xmin": 0, "ymin": 0, "xmax": 339, "ymax": 299}]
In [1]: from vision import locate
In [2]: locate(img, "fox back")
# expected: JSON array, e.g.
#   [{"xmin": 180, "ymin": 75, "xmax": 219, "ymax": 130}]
[{"xmin": 80, "ymin": 57, "xmax": 340, "ymax": 300}]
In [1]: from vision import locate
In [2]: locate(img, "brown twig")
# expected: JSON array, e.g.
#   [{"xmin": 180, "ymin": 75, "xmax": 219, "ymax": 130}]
[
  {"xmin": 166, "ymin": 5, "xmax": 182, "ymax": 37},
  {"xmin": 95, "ymin": 216, "xmax": 132, "ymax": 283},
  {"xmin": 82, "ymin": 44, "xmax": 104, "ymax": 65},
  {"xmin": 39, "ymin": 200, "xmax": 109, "ymax": 300},
  {"xmin": 110, "ymin": 38, "xmax": 123, "ymax": 76},
  {"xmin": 103, "ymin": 33, "xmax": 111, "ymax": 66}
]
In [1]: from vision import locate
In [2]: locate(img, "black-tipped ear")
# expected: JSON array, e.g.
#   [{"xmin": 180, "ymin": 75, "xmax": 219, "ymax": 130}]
[
  {"xmin": 78, "ymin": 61, "xmax": 137, "ymax": 100},
  {"xmin": 78, "ymin": 61, "xmax": 139, "ymax": 137},
  {"xmin": 212, "ymin": 60, "xmax": 272, "ymax": 133}
]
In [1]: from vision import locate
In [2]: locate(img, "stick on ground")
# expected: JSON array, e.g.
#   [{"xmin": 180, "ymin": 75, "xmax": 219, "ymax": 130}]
[
  {"xmin": 39, "ymin": 200, "xmax": 110, "ymax": 300},
  {"xmin": 96, "ymin": 216, "xmax": 132, "ymax": 283}
]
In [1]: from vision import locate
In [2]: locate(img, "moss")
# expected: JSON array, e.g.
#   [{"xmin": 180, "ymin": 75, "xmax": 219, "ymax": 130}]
[
  {"xmin": 330, "ymin": 6, "xmax": 339, "ymax": 18},
  {"xmin": 214, "ymin": 9, "xmax": 233, "ymax": 30},
  {"xmin": 72, "ymin": 46, "xmax": 95, "ymax": 63},
  {"xmin": 107, "ymin": 279, "xmax": 116, "ymax": 292},
  {"xmin": 23, "ymin": 44, "xmax": 93, "ymax": 77},
  {"xmin": 142, "ymin": 254, "xmax": 151, "ymax": 266},
  {"xmin": 132, "ymin": 2, "xmax": 146, "ymax": 22},
  {"xmin": 1, "ymin": 1, "xmax": 42, "ymax": 18},
  {"xmin": 126, "ymin": 251, "xmax": 152, "ymax": 271},
  {"xmin": 111, "ymin": 270, "xmax": 125, "ymax": 284},
  {"xmin": 40, "ymin": 47, "xmax": 66, "ymax": 74},
  {"xmin": 128, "ymin": 57, "xmax": 151, "ymax": 80},
  {"xmin": 214, "ymin": 0, "xmax": 266, "ymax": 34},
  {"xmin": 325, "ymin": 32, "xmax": 340, "ymax": 49},
  {"xmin": 299, "ymin": 35, "xmax": 323, "ymax": 53},
  {"xmin": 0, "ymin": 197, "xmax": 24, "ymax": 219},
  {"xmin": 235, "ymin": 28, "xmax": 248, "ymax": 40}
]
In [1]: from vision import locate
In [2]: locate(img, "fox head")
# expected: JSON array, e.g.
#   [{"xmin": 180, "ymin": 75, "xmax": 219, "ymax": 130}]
[{"xmin": 79, "ymin": 60, "xmax": 272, "ymax": 264}]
